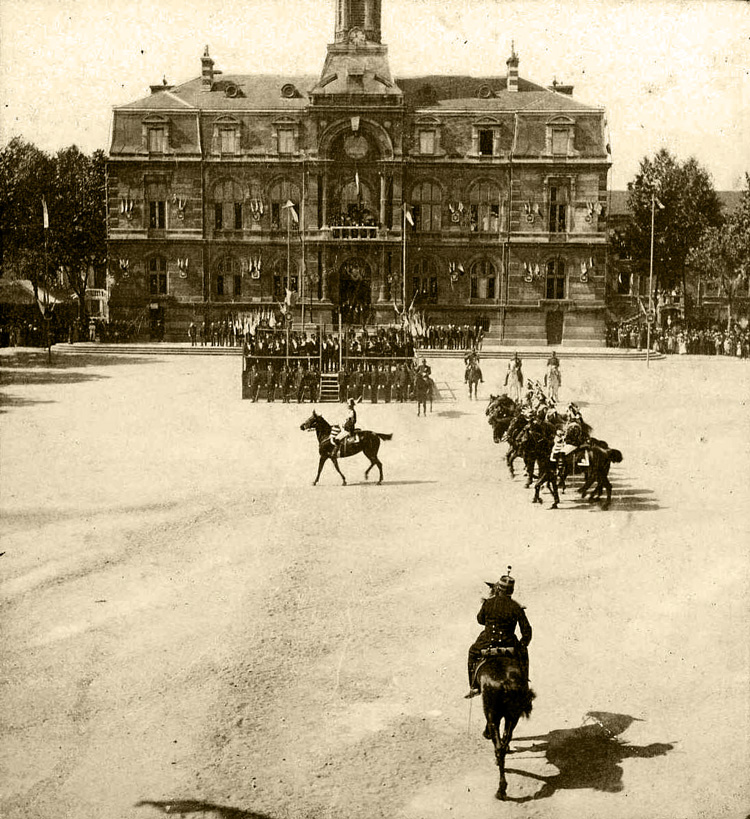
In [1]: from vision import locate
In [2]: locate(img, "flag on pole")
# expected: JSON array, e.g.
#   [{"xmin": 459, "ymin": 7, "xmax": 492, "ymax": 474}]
[
  {"xmin": 403, "ymin": 204, "xmax": 414, "ymax": 226},
  {"xmin": 42, "ymin": 198, "xmax": 49, "ymax": 230},
  {"xmin": 355, "ymin": 172, "xmax": 360, "ymax": 196},
  {"xmin": 283, "ymin": 200, "xmax": 299, "ymax": 223}
]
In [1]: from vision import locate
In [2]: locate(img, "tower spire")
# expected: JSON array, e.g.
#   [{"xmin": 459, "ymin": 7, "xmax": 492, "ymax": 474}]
[{"xmin": 334, "ymin": 0, "xmax": 382, "ymax": 45}]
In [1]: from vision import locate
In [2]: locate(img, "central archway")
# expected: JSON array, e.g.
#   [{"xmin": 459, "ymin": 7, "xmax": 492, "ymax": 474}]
[{"xmin": 334, "ymin": 257, "xmax": 372, "ymax": 325}]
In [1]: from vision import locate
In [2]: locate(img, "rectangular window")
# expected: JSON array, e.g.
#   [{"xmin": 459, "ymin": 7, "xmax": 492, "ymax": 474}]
[
  {"xmin": 221, "ymin": 129, "xmax": 237, "ymax": 154},
  {"xmin": 234, "ymin": 275, "xmax": 242, "ymax": 296},
  {"xmin": 419, "ymin": 130, "xmax": 435, "ymax": 155},
  {"xmin": 271, "ymin": 203, "xmax": 281, "ymax": 230},
  {"xmin": 149, "ymin": 201, "xmax": 166, "ymax": 229},
  {"xmin": 234, "ymin": 203, "xmax": 243, "ymax": 230},
  {"xmin": 217, "ymin": 275, "xmax": 224, "ymax": 296},
  {"xmin": 148, "ymin": 128, "xmax": 166, "ymax": 154},
  {"xmin": 487, "ymin": 276, "xmax": 496, "ymax": 299},
  {"xmin": 552, "ymin": 128, "xmax": 568, "ymax": 155},
  {"xmin": 616, "ymin": 270, "xmax": 632, "ymax": 296},
  {"xmin": 278, "ymin": 129, "xmax": 295, "ymax": 155},
  {"xmin": 549, "ymin": 186, "xmax": 567, "ymax": 233},
  {"xmin": 479, "ymin": 129, "xmax": 494, "ymax": 156},
  {"xmin": 214, "ymin": 203, "xmax": 223, "ymax": 230},
  {"xmin": 471, "ymin": 277, "xmax": 479, "ymax": 299},
  {"xmin": 149, "ymin": 274, "xmax": 167, "ymax": 295},
  {"xmin": 411, "ymin": 204, "xmax": 421, "ymax": 232}
]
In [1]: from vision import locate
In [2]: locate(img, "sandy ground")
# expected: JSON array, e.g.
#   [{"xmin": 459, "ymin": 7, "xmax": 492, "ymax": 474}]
[{"xmin": 0, "ymin": 348, "xmax": 748, "ymax": 819}]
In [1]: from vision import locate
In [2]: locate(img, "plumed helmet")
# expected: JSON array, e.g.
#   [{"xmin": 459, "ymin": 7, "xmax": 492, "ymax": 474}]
[
  {"xmin": 348, "ymin": 398, "xmax": 356, "ymax": 408},
  {"xmin": 496, "ymin": 566, "xmax": 515, "ymax": 594}
]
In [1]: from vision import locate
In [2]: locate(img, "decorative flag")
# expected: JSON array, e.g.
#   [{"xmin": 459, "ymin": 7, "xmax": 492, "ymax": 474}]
[
  {"xmin": 42, "ymin": 198, "xmax": 49, "ymax": 230},
  {"xmin": 355, "ymin": 172, "xmax": 360, "ymax": 196},
  {"xmin": 403, "ymin": 204, "xmax": 414, "ymax": 227},
  {"xmin": 283, "ymin": 200, "xmax": 299, "ymax": 223}
]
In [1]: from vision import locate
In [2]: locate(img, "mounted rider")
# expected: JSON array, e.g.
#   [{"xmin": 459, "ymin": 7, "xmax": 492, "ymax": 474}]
[
  {"xmin": 466, "ymin": 567, "xmax": 532, "ymax": 698},
  {"xmin": 331, "ymin": 398, "xmax": 359, "ymax": 459},
  {"xmin": 504, "ymin": 353, "xmax": 524, "ymax": 403},
  {"xmin": 464, "ymin": 349, "xmax": 483, "ymax": 384}
]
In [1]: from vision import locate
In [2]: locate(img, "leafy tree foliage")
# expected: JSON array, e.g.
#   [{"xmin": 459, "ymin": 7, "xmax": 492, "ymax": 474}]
[
  {"xmin": 622, "ymin": 149, "xmax": 723, "ymax": 296},
  {"xmin": 0, "ymin": 138, "xmax": 106, "ymax": 322},
  {"xmin": 687, "ymin": 173, "xmax": 750, "ymax": 328}
]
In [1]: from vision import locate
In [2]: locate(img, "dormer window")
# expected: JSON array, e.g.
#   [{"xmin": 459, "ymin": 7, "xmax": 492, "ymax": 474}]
[
  {"xmin": 546, "ymin": 116, "xmax": 576, "ymax": 157},
  {"xmin": 479, "ymin": 130, "xmax": 494, "ymax": 157},
  {"xmin": 220, "ymin": 129, "xmax": 238, "ymax": 155},
  {"xmin": 148, "ymin": 128, "xmax": 167, "ymax": 154},
  {"xmin": 419, "ymin": 130, "xmax": 436, "ymax": 155}
]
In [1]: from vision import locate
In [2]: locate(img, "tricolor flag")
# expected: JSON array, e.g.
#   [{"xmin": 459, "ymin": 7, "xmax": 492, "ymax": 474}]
[{"xmin": 42, "ymin": 198, "xmax": 49, "ymax": 230}]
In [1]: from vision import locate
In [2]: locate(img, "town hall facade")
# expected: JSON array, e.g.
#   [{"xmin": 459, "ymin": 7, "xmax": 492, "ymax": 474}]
[{"xmin": 107, "ymin": 0, "xmax": 611, "ymax": 345}]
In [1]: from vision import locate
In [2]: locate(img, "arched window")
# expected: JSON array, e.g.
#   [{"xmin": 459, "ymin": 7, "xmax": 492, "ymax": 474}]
[
  {"xmin": 273, "ymin": 260, "xmax": 299, "ymax": 302},
  {"xmin": 216, "ymin": 257, "xmax": 241, "ymax": 297},
  {"xmin": 333, "ymin": 179, "xmax": 376, "ymax": 226},
  {"xmin": 214, "ymin": 180, "xmax": 244, "ymax": 231},
  {"xmin": 411, "ymin": 181, "xmax": 442, "ymax": 233},
  {"xmin": 148, "ymin": 256, "xmax": 168, "ymax": 295},
  {"xmin": 470, "ymin": 260, "xmax": 497, "ymax": 300},
  {"xmin": 469, "ymin": 182, "xmax": 503, "ymax": 233},
  {"xmin": 546, "ymin": 259, "xmax": 566, "ymax": 300},
  {"xmin": 411, "ymin": 258, "xmax": 438, "ymax": 303},
  {"xmin": 269, "ymin": 179, "xmax": 301, "ymax": 231}
]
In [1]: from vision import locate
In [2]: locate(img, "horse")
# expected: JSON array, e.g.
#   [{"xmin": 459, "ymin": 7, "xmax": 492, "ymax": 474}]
[
  {"xmin": 465, "ymin": 362, "xmax": 483, "ymax": 400},
  {"xmin": 576, "ymin": 442, "xmax": 623, "ymax": 509},
  {"xmin": 486, "ymin": 394, "xmax": 517, "ymax": 443},
  {"xmin": 477, "ymin": 651, "xmax": 535, "ymax": 800},
  {"xmin": 300, "ymin": 411, "xmax": 392, "ymax": 485},
  {"xmin": 415, "ymin": 373, "xmax": 432, "ymax": 417}
]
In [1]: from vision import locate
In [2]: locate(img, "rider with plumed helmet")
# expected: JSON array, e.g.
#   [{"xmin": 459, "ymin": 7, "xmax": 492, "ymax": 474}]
[
  {"xmin": 331, "ymin": 398, "xmax": 358, "ymax": 459},
  {"xmin": 466, "ymin": 567, "xmax": 532, "ymax": 698}
]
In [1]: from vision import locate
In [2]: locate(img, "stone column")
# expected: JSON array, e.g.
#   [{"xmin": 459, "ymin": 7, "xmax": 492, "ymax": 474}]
[{"xmin": 379, "ymin": 173, "xmax": 386, "ymax": 227}]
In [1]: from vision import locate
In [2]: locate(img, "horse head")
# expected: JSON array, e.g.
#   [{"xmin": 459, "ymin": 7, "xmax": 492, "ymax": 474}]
[{"xmin": 300, "ymin": 410, "xmax": 320, "ymax": 431}]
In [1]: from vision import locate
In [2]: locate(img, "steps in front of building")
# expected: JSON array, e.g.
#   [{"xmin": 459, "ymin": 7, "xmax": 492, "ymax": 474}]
[
  {"xmin": 319, "ymin": 373, "xmax": 340, "ymax": 402},
  {"xmin": 417, "ymin": 347, "xmax": 665, "ymax": 361}
]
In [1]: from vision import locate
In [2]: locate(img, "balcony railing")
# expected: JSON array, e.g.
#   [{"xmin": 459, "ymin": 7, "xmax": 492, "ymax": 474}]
[{"xmin": 327, "ymin": 225, "xmax": 379, "ymax": 240}]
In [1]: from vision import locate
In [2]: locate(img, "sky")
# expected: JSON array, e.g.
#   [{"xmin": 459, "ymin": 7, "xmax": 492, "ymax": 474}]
[{"xmin": 1, "ymin": 0, "xmax": 748, "ymax": 191}]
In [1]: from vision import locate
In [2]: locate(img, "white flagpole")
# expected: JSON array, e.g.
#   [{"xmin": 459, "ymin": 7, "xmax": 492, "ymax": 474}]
[
  {"xmin": 647, "ymin": 192, "xmax": 655, "ymax": 368},
  {"xmin": 402, "ymin": 204, "xmax": 407, "ymax": 322}
]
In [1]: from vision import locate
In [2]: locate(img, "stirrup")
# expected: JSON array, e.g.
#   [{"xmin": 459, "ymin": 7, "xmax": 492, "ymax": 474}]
[{"xmin": 464, "ymin": 687, "xmax": 480, "ymax": 699}]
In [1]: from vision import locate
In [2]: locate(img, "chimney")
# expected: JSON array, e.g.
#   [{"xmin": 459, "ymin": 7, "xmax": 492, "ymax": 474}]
[
  {"xmin": 201, "ymin": 46, "xmax": 215, "ymax": 89},
  {"xmin": 506, "ymin": 42, "xmax": 519, "ymax": 92}
]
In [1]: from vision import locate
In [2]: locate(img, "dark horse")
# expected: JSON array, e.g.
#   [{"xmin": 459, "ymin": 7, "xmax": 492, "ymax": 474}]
[
  {"xmin": 478, "ymin": 650, "xmax": 535, "ymax": 800},
  {"xmin": 300, "ymin": 411, "xmax": 392, "ymax": 485}
]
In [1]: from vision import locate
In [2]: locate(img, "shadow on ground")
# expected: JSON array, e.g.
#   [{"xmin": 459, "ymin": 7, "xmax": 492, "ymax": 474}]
[
  {"xmin": 136, "ymin": 801, "xmax": 274, "ymax": 819},
  {"xmin": 506, "ymin": 712, "xmax": 673, "ymax": 802}
]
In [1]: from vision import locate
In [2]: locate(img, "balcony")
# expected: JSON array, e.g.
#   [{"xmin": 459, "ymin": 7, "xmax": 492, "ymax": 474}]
[{"xmin": 326, "ymin": 225, "xmax": 380, "ymax": 241}]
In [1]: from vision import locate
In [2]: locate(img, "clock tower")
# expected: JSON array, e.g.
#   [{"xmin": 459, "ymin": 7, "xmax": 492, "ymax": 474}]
[
  {"xmin": 334, "ymin": 0, "xmax": 382, "ymax": 45},
  {"xmin": 312, "ymin": 0, "xmax": 400, "ymax": 102}
]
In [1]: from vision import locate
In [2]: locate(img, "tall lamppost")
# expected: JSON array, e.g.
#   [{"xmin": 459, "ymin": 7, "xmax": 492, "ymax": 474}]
[{"xmin": 646, "ymin": 190, "xmax": 664, "ymax": 367}]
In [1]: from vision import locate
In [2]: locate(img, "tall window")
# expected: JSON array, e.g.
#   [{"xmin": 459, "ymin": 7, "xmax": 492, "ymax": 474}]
[
  {"xmin": 274, "ymin": 273, "xmax": 299, "ymax": 301},
  {"xmin": 411, "ymin": 258, "xmax": 438, "ymax": 303},
  {"xmin": 270, "ymin": 180, "xmax": 300, "ymax": 231},
  {"xmin": 220, "ymin": 129, "xmax": 238, "ymax": 155},
  {"xmin": 216, "ymin": 257, "xmax": 240, "ymax": 297},
  {"xmin": 479, "ymin": 129, "xmax": 494, "ymax": 156},
  {"xmin": 419, "ymin": 130, "xmax": 436, "ymax": 155},
  {"xmin": 470, "ymin": 260, "xmax": 497, "ymax": 300},
  {"xmin": 552, "ymin": 128, "xmax": 568, "ymax": 155},
  {"xmin": 149, "ymin": 201, "xmax": 166, "ymax": 229},
  {"xmin": 411, "ymin": 181, "xmax": 442, "ymax": 233},
  {"xmin": 469, "ymin": 182, "xmax": 502, "ymax": 233},
  {"xmin": 546, "ymin": 259, "xmax": 566, "ymax": 300},
  {"xmin": 149, "ymin": 256, "xmax": 167, "ymax": 295},
  {"xmin": 214, "ymin": 181, "xmax": 243, "ymax": 231},
  {"xmin": 549, "ymin": 185, "xmax": 568, "ymax": 233},
  {"xmin": 148, "ymin": 128, "xmax": 167, "ymax": 154},
  {"xmin": 278, "ymin": 128, "xmax": 296, "ymax": 155}
]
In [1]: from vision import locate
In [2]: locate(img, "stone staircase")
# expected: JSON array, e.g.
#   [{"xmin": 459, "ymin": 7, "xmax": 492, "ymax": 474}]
[{"xmin": 319, "ymin": 373, "xmax": 340, "ymax": 402}]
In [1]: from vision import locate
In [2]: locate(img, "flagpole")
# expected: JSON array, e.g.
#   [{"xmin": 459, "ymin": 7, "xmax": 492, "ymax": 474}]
[
  {"xmin": 646, "ymin": 192, "xmax": 655, "ymax": 369},
  {"xmin": 286, "ymin": 210, "xmax": 291, "ymax": 367},
  {"xmin": 402, "ymin": 204, "xmax": 407, "ymax": 322}
]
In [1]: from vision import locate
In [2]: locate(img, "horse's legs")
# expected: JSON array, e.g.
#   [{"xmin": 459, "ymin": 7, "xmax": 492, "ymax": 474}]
[
  {"xmin": 330, "ymin": 455, "xmax": 347, "ymax": 486},
  {"xmin": 495, "ymin": 715, "xmax": 520, "ymax": 801},
  {"xmin": 313, "ymin": 455, "xmax": 327, "ymax": 486}
]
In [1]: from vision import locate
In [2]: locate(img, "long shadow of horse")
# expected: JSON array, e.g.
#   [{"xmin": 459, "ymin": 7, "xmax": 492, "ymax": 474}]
[
  {"xmin": 136, "ymin": 800, "xmax": 274, "ymax": 819},
  {"xmin": 506, "ymin": 712, "xmax": 673, "ymax": 802}
]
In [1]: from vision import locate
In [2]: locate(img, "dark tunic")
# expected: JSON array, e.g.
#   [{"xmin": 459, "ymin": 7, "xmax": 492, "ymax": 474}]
[{"xmin": 474, "ymin": 593, "xmax": 532, "ymax": 650}]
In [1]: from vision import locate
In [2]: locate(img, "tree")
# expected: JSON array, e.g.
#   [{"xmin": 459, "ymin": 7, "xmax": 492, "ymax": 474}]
[
  {"xmin": 49, "ymin": 146, "xmax": 107, "ymax": 323},
  {"xmin": 687, "ymin": 174, "xmax": 750, "ymax": 329},
  {"xmin": 622, "ymin": 149, "xmax": 723, "ymax": 310}
]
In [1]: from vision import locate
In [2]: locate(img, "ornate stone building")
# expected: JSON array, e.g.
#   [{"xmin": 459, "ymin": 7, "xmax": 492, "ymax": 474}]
[{"xmin": 107, "ymin": 0, "xmax": 611, "ymax": 345}]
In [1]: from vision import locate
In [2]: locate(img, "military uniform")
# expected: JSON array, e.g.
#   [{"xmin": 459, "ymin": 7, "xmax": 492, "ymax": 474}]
[{"xmin": 467, "ymin": 585, "xmax": 532, "ymax": 693}]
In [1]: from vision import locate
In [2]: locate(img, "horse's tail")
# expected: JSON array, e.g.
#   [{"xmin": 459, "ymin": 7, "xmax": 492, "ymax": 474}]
[
  {"xmin": 376, "ymin": 432, "xmax": 393, "ymax": 441},
  {"xmin": 608, "ymin": 448, "xmax": 623, "ymax": 464}
]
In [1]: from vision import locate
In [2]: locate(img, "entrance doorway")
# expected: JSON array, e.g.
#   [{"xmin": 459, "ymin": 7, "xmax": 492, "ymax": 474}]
[
  {"xmin": 337, "ymin": 259, "xmax": 371, "ymax": 325},
  {"xmin": 149, "ymin": 305, "xmax": 165, "ymax": 340},
  {"xmin": 546, "ymin": 311, "xmax": 564, "ymax": 345}
]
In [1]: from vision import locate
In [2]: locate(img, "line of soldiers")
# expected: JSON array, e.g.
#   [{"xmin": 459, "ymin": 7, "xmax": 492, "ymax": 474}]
[
  {"xmin": 245, "ymin": 363, "xmax": 321, "ymax": 403},
  {"xmin": 338, "ymin": 362, "xmax": 422, "ymax": 403}
]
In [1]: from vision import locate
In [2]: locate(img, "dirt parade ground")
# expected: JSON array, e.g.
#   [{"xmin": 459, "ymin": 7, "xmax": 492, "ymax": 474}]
[{"xmin": 1, "ymin": 348, "xmax": 748, "ymax": 819}]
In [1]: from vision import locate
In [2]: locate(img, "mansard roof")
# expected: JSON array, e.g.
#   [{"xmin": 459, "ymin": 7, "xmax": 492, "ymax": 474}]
[{"xmin": 116, "ymin": 75, "xmax": 318, "ymax": 111}]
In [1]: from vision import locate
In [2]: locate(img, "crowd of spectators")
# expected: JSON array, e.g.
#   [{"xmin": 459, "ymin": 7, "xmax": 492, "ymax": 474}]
[
  {"xmin": 418, "ymin": 323, "xmax": 485, "ymax": 350},
  {"xmin": 606, "ymin": 321, "xmax": 750, "ymax": 357}
]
